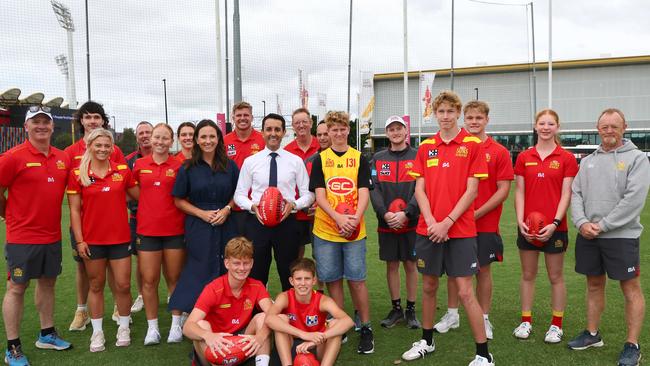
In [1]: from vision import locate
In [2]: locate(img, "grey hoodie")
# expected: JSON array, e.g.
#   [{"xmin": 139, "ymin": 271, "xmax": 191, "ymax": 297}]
[{"xmin": 571, "ymin": 139, "xmax": 650, "ymax": 238}]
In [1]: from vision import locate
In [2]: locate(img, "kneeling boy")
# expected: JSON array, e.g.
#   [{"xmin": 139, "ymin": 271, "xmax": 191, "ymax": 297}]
[
  {"xmin": 183, "ymin": 237, "xmax": 272, "ymax": 366},
  {"xmin": 266, "ymin": 258, "xmax": 354, "ymax": 366}
]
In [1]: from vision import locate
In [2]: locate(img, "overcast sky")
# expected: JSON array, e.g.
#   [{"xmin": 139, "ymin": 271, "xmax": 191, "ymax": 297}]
[{"xmin": 1, "ymin": 0, "xmax": 648, "ymax": 132}]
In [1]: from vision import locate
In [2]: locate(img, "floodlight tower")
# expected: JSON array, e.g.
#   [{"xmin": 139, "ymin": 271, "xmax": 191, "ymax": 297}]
[
  {"xmin": 55, "ymin": 54, "xmax": 71, "ymax": 104},
  {"xmin": 51, "ymin": 0, "xmax": 77, "ymax": 109}
]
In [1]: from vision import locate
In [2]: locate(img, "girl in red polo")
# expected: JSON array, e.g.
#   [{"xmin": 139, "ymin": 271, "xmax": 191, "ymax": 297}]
[
  {"xmin": 132, "ymin": 123, "xmax": 186, "ymax": 345},
  {"xmin": 512, "ymin": 109, "xmax": 578, "ymax": 344},
  {"xmin": 67, "ymin": 128, "xmax": 139, "ymax": 353}
]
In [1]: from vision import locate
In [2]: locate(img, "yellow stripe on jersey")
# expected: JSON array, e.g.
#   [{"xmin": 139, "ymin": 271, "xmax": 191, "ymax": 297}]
[
  {"xmin": 117, "ymin": 164, "xmax": 128, "ymax": 170},
  {"xmin": 66, "ymin": 190, "xmax": 78, "ymax": 194},
  {"xmin": 420, "ymin": 138, "xmax": 437, "ymax": 145},
  {"xmin": 462, "ymin": 136, "xmax": 482, "ymax": 144},
  {"xmin": 25, "ymin": 162, "xmax": 42, "ymax": 167},
  {"xmin": 525, "ymin": 162, "xmax": 538, "ymax": 166},
  {"xmin": 140, "ymin": 169, "xmax": 153, "ymax": 174},
  {"xmin": 474, "ymin": 173, "xmax": 489, "ymax": 179}
]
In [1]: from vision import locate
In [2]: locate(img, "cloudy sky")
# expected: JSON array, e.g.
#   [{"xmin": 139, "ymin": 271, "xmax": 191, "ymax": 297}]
[{"xmin": 1, "ymin": 0, "xmax": 648, "ymax": 132}]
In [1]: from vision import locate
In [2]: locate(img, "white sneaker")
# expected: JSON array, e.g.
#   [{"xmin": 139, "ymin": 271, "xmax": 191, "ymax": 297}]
[
  {"xmin": 433, "ymin": 311, "xmax": 460, "ymax": 333},
  {"xmin": 544, "ymin": 325, "xmax": 563, "ymax": 343},
  {"xmin": 167, "ymin": 324, "xmax": 183, "ymax": 343},
  {"xmin": 115, "ymin": 326, "xmax": 131, "ymax": 347},
  {"xmin": 131, "ymin": 295, "xmax": 144, "ymax": 313},
  {"xmin": 89, "ymin": 331, "xmax": 105, "ymax": 352},
  {"xmin": 144, "ymin": 327, "xmax": 161, "ymax": 346},
  {"xmin": 468, "ymin": 353, "xmax": 495, "ymax": 366},
  {"xmin": 401, "ymin": 339, "xmax": 435, "ymax": 361},
  {"xmin": 484, "ymin": 319, "xmax": 494, "ymax": 340},
  {"xmin": 513, "ymin": 321, "xmax": 532, "ymax": 339}
]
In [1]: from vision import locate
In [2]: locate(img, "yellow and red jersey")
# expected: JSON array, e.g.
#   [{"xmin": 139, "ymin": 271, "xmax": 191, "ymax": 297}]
[
  {"xmin": 475, "ymin": 137, "xmax": 514, "ymax": 233},
  {"xmin": 133, "ymin": 155, "xmax": 184, "ymax": 236},
  {"xmin": 411, "ymin": 129, "xmax": 488, "ymax": 238},
  {"xmin": 0, "ymin": 141, "xmax": 70, "ymax": 244},
  {"xmin": 514, "ymin": 145, "xmax": 578, "ymax": 231}
]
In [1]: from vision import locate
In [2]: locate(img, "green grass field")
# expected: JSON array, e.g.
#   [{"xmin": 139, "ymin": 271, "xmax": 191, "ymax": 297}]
[{"xmin": 1, "ymin": 191, "xmax": 649, "ymax": 365}]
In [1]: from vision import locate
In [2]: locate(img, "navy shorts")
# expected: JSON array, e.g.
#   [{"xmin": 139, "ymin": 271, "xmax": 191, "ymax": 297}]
[
  {"xmin": 517, "ymin": 230, "xmax": 568, "ymax": 254},
  {"xmin": 575, "ymin": 235, "xmax": 640, "ymax": 281},
  {"xmin": 415, "ymin": 235, "xmax": 479, "ymax": 277},
  {"xmin": 5, "ymin": 242, "xmax": 62, "ymax": 284},
  {"xmin": 136, "ymin": 235, "xmax": 185, "ymax": 251}
]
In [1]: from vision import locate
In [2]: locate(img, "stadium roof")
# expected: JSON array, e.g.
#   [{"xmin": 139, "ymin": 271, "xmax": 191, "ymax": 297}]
[
  {"xmin": 375, "ymin": 54, "xmax": 650, "ymax": 80},
  {"xmin": 0, "ymin": 88, "xmax": 67, "ymax": 109}
]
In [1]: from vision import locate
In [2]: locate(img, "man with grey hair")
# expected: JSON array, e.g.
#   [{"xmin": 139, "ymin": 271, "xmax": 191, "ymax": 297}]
[{"xmin": 568, "ymin": 108, "xmax": 650, "ymax": 366}]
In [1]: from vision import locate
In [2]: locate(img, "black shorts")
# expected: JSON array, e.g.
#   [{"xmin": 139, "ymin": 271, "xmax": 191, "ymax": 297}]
[
  {"xmin": 414, "ymin": 235, "xmax": 479, "ymax": 277},
  {"xmin": 575, "ymin": 235, "xmax": 640, "ymax": 281},
  {"xmin": 87, "ymin": 243, "xmax": 131, "ymax": 260},
  {"xmin": 517, "ymin": 230, "xmax": 568, "ymax": 253},
  {"xmin": 477, "ymin": 232, "xmax": 504, "ymax": 266},
  {"xmin": 5, "ymin": 242, "xmax": 62, "ymax": 284},
  {"xmin": 136, "ymin": 235, "xmax": 185, "ymax": 251},
  {"xmin": 378, "ymin": 230, "xmax": 416, "ymax": 262},
  {"xmin": 296, "ymin": 220, "xmax": 313, "ymax": 246}
]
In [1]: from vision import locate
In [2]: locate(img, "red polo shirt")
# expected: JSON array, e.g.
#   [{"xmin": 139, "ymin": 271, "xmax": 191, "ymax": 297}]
[
  {"xmin": 411, "ymin": 128, "xmax": 488, "ymax": 238},
  {"xmin": 286, "ymin": 137, "xmax": 320, "ymax": 221},
  {"xmin": 0, "ymin": 141, "xmax": 70, "ymax": 244},
  {"xmin": 194, "ymin": 275, "xmax": 270, "ymax": 334},
  {"xmin": 475, "ymin": 137, "xmax": 514, "ymax": 233},
  {"xmin": 64, "ymin": 139, "xmax": 126, "ymax": 169},
  {"xmin": 514, "ymin": 145, "xmax": 578, "ymax": 231},
  {"xmin": 223, "ymin": 129, "xmax": 265, "ymax": 169},
  {"xmin": 133, "ymin": 155, "xmax": 185, "ymax": 236},
  {"xmin": 66, "ymin": 161, "xmax": 136, "ymax": 244}
]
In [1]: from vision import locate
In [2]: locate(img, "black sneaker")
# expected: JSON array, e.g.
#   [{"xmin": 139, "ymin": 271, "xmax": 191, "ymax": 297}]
[
  {"xmin": 357, "ymin": 326, "xmax": 374, "ymax": 354},
  {"xmin": 618, "ymin": 342, "xmax": 641, "ymax": 366},
  {"xmin": 405, "ymin": 308, "xmax": 421, "ymax": 329},
  {"xmin": 380, "ymin": 308, "xmax": 405, "ymax": 328},
  {"xmin": 567, "ymin": 330, "xmax": 604, "ymax": 350}
]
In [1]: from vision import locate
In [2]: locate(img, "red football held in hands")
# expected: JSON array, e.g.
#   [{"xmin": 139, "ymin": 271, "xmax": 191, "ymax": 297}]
[
  {"xmin": 335, "ymin": 202, "xmax": 360, "ymax": 240},
  {"xmin": 525, "ymin": 211, "xmax": 547, "ymax": 247},
  {"xmin": 388, "ymin": 198, "xmax": 407, "ymax": 213},
  {"xmin": 294, "ymin": 353, "xmax": 320, "ymax": 366},
  {"xmin": 203, "ymin": 335, "xmax": 248, "ymax": 366},
  {"xmin": 258, "ymin": 187, "xmax": 285, "ymax": 227}
]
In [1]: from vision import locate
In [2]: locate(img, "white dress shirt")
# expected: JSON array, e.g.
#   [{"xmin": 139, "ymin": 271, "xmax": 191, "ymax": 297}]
[{"xmin": 234, "ymin": 147, "xmax": 314, "ymax": 212}]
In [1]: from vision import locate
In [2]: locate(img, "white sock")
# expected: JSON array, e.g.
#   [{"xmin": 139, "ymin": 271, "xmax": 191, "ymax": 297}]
[
  {"xmin": 255, "ymin": 355, "xmax": 270, "ymax": 366},
  {"xmin": 171, "ymin": 315, "xmax": 182, "ymax": 327},
  {"xmin": 77, "ymin": 304, "xmax": 88, "ymax": 311},
  {"xmin": 590, "ymin": 330, "xmax": 598, "ymax": 336},
  {"xmin": 147, "ymin": 318, "xmax": 159, "ymax": 330},
  {"xmin": 448, "ymin": 308, "xmax": 459, "ymax": 315},
  {"xmin": 118, "ymin": 316, "xmax": 130, "ymax": 328},
  {"xmin": 91, "ymin": 318, "xmax": 103, "ymax": 333},
  {"xmin": 483, "ymin": 314, "xmax": 489, "ymax": 320}
]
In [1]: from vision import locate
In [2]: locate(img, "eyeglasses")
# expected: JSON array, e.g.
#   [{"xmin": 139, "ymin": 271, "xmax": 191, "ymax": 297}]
[{"xmin": 28, "ymin": 105, "xmax": 52, "ymax": 113}]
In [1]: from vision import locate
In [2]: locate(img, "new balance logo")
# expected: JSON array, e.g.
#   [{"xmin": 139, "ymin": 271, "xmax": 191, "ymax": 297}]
[
  {"xmin": 47, "ymin": 177, "xmax": 55, "ymax": 183},
  {"xmin": 628, "ymin": 266, "xmax": 636, "ymax": 273},
  {"xmin": 470, "ymin": 262, "xmax": 477, "ymax": 268},
  {"xmin": 101, "ymin": 187, "xmax": 111, "ymax": 192},
  {"xmin": 537, "ymin": 172, "xmax": 545, "ymax": 178}
]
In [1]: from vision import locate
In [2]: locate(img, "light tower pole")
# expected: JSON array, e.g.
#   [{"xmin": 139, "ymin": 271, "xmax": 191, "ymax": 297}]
[
  {"xmin": 55, "ymin": 54, "xmax": 76, "ymax": 142},
  {"xmin": 51, "ymin": 0, "xmax": 77, "ymax": 109}
]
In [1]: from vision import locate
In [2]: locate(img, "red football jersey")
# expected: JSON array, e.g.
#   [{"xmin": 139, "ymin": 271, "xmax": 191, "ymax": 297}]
[
  {"xmin": 475, "ymin": 137, "xmax": 514, "ymax": 233},
  {"xmin": 223, "ymin": 130, "xmax": 265, "ymax": 169},
  {"xmin": 283, "ymin": 289, "xmax": 327, "ymax": 333}
]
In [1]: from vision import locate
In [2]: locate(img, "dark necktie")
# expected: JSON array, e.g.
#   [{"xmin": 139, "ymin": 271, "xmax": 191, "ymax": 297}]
[{"xmin": 269, "ymin": 152, "xmax": 278, "ymax": 187}]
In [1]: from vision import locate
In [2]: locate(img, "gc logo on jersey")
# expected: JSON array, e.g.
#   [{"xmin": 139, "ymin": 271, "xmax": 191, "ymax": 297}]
[
  {"xmin": 305, "ymin": 315, "xmax": 319, "ymax": 327},
  {"xmin": 327, "ymin": 177, "xmax": 355, "ymax": 196},
  {"xmin": 227, "ymin": 144, "xmax": 236, "ymax": 157}
]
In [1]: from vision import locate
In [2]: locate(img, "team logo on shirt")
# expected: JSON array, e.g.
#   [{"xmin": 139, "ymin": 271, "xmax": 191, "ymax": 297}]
[
  {"xmin": 485, "ymin": 153, "xmax": 491, "ymax": 163},
  {"xmin": 325, "ymin": 158, "xmax": 334, "ymax": 167},
  {"xmin": 227, "ymin": 144, "xmax": 236, "ymax": 156},
  {"xmin": 555, "ymin": 239, "xmax": 564, "ymax": 248},
  {"xmin": 326, "ymin": 177, "xmax": 355, "ymax": 195},
  {"xmin": 305, "ymin": 315, "xmax": 319, "ymax": 327},
  {"xmin": 112, "ymin": 173, "xmax": 124, "ymax": 182},
  {"xmin": 12, "ymin": 268, "xmax": 23, "ymax": 278},
  {"xmin": 455, "ymin": 146, "xmax": 469, "ymax": 158},
  {"xmin": 617, "ymin": 161, "xmax": 626, "ymax": 171},
  {"xmin": 243, "ymin": 298, "xmax": 253, "ymax": 311},
  {"xmin": 404, "ymin": 161, "xmax": 413, "ymax": 169},
  {"xmin": 549, "ymin": 160, "xmax": 560, "ymax": 169},
  {"xmin": 165, "ymin": 169, "xmax": 175, "ymax": 177},
  {"xmin": 417, "ymin": 259, "xmax": 425, "ymax": 268},
  {"xmin": 251, "ymin": 144, "xmax": 261, "ymax": 154},
  {"xmin": 428, "ymin": 149, "xmax": 438, "ymax": 158},
  {"xmin": 56, "ymin": 160, "xmax": 66, "ymax": 169}
]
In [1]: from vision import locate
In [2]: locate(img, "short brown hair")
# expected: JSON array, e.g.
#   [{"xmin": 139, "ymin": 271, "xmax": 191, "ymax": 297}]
[
  {"xmin": 324, "ymin": 110, "xmax": 349, "ymax": 128},
  {"xmin": 292, "ymin": 108, "xmax": 310, "ymax": 118},
  {"xmin": 463, "ymin": 101, "xmax": 490, "ymax": 116},
  {"xmin": 232, "ymin": 101, "xmax": 252, "ymax": 115},
  {"xmin": 152, "ymin": 123, "xmax": 174, "ymax": 139},
  {"xmin": 224, "ymin": 236, "xmax": 254, "ymax": 259},
  {"xmin": 597, "ymin": 108, "xmax": 626, "ymax": 125},
  {"xmin": 290, "ymin": 258, "xmax": 317, "ymax": 277},
  {"xmin": 433, "ymin": 90, "xmax": 462, "ymax": 112}
]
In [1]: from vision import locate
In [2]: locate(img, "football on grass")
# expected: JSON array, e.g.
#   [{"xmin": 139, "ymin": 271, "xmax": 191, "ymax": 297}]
[
  {"xmin": 258, "ymin": 187, "xmax": 285, "ymax": 227},
  {"xmin": 203, "ymin": 335, "xmax": 248, "ymax": 366},
  {"xmin": 335, "ymin": 202, "xmax": 360, "ymax": 240},
  {"xmin": 525, "ymin": 211, "xmax": 547, "ymax": 247},
  {"xmin": 294, "ymin": 353, "xmax": 320, "ymax": 366}
]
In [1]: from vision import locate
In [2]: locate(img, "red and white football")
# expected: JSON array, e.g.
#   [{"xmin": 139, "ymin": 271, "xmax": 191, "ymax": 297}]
[
  {"xmin": 258, "ymin": 187, "xmax": 285, "ymax": 227},
  {"xmin": 388, "ymin": 198, "xmax": 407, "ymax": 213},
  {"xmin": 294, "ymin": 353, "xmax": 320, "ymax": 366},
  {"xmin": 335, "ymin": 202, "xmax": 360, "ymax": 240},
  {"xmin": 525, "ymin": 211, "xmax": 547, "ymax": 247},
  {"xmin": 204, "ymin": 335, "xmax": 248, "ymax": 366}
]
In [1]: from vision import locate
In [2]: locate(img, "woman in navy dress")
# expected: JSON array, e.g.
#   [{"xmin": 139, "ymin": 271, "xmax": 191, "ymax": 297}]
[{"xmin": 169, "ymin": 119, "xmax": 239, "ymax": 314}]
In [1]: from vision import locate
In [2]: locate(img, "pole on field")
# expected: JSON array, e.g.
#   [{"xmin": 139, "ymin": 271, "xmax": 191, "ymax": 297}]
[
  {"xmin": 215, "ymin": 0, "xmax": 224, "ymax": 113},
  {"xmin": 548, "ymin": 0, "xmax": 552, "ymax": 108},
  {"xmin": 233, "ymin": 0, "xmax": 242, "ymax": 103},
  {"xmin": 163, "ymin": 79, "xmax": 169, "ymax": 125},
  {"xmin": 450, "ymin": 0, "xmax": 455, "ymax": 90},
  {"xmin": 225, "ymin": 0, "xmax": 231, "ymax": 122}
]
